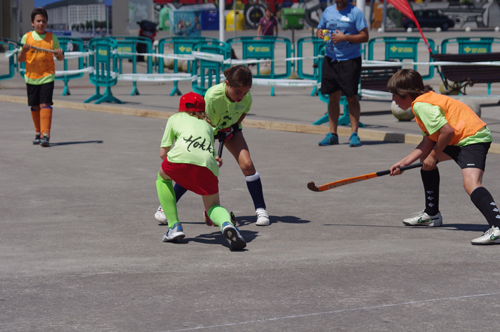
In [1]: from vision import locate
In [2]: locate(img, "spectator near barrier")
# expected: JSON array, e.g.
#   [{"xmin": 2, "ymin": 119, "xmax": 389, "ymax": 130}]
[
  {"xmin": 316, "ymin": 0, "xmax": 369, "ymax": 148},
  {"xmin": 257, "ymin": 6, "xmax": 279, "ymax": 37}
]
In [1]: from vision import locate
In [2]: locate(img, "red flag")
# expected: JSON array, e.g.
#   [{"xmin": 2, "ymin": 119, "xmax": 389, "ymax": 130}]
[{"xmin": 387, "ymin": 0, "xmax": 432, "ymax": 53}]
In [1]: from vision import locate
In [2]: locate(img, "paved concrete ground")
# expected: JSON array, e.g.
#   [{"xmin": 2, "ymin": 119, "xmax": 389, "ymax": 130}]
[
  {"xmin": 2, "ymin": 100, "xmax": 500, "ymax": 331},
  {"xmin": 1, "ymin": 28, "xmax": 500, "ymax": 331}
]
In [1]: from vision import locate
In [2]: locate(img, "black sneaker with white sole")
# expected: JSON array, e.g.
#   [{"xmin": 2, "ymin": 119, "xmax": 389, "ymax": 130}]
[
  {"xmin": 33, "ymin": 133, "xmax": 41, "ymax": 145},
  {"xmin": 40, "ymin": 134, "xmax": 50, "ymax": 147},
  {"xmin": 222, "ymin": 222, "xmax": 246, "ymax": 251}
]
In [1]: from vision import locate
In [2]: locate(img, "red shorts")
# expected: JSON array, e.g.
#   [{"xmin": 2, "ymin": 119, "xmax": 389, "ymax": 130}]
[{"xmin": 161, "ymin": 159, "xmax": 218, "ymax": 196}]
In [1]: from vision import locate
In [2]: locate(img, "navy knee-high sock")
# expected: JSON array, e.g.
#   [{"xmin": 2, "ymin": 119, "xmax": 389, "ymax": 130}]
[
  {"xmin": 421, "ymin": 168, "xmax": 440, "ymax": 216},
  {"xmin": 173, "ymin": 183, "xmax": 188, "ymax": 202},
  {"xmin": 245, "ymin": 172, "xmax": 266, "ymax": 210},
  {"xmin": 471, "ymin": 186, "xmax": 500, "ymax": 228}
]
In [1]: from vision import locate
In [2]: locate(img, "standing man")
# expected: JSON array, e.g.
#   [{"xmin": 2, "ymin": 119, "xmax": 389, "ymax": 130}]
[
  {"xmin": 317, "ymin": 0, "xmax": 368, "ymax": 147},
  {"xmin": 257, "ymin": 6, "xmax": 279, "ymax": 37}
]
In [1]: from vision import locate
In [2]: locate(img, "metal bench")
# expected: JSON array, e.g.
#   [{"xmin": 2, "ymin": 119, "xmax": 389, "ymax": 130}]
[
  {"xmin": 431, "ymin": 52, "xmax": 500, "ymax": 95},
  {"xmin": 360, "ymin": 64, "xmax": 401, "ymax": 95}
]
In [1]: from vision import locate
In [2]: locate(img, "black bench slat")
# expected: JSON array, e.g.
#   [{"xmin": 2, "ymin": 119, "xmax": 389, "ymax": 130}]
[
  {"xmin": 432, "ymin": 52, "xmax": 500, "ymax": 85},
  {"xmin": 360, "ymin": 65, "xmax": 401, "ymax": 92},
  {"xmin": 432, "ymin": 52, "xmax": 500, "ymax": 63},
  {"xmin": 431, "ymin": 52, "xmax": 500, "ymax": 94}
]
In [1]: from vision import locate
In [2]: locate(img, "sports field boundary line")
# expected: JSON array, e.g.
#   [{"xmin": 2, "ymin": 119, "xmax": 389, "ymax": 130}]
[
  {"xmin": 2, "ymin": 94, "xmax": 499, "ymax": 154},
  {"xmin": 165, "ymin": 291, "xmax": 500, "ymax": 331}
]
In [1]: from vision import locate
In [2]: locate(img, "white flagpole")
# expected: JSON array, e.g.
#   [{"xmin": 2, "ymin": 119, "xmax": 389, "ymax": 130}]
[{"xmin": 219, "ymin": 0, "xmax": 225, "ymax": 42}]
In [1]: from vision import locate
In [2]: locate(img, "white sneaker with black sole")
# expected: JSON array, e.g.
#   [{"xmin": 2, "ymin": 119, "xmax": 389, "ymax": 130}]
[
  {"xmin": 155, "ymin": 205, "xmax": 167, "ymax": 224},
  {"xmin": 403, "ymin": 211, "xmax": 442, "ymax": 227},
  {"xmin": 222, "ymin": 222, "xmax": 246, "ymax": 251},
  {"xmin": 471, "ymin": 226, "xmax": 500, "ymax": 245},
  {"xmin": 255, "ymin": 208, "xmax": 270, "ymax": 226}
]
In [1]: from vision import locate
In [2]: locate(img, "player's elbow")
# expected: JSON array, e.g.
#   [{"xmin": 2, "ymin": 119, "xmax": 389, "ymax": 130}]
[{"xmin": 359, "ymin": 29, "xmax": 369, "ymax": 43}]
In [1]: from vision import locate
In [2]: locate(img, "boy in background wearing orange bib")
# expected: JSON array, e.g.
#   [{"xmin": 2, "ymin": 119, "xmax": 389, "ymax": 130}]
[
  {"xmin": 18, "ymin": 8, "xmax": 64, "ymax": 147},
  {"xmin": 388, "ymin": 69, "xmax": 500, "ymax": 245}
]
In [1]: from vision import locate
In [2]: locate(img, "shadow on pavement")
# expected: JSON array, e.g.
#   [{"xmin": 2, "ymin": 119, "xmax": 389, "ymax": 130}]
[
  {"xmin": 49, "ymin": 140, "xmax": 104, "ymax": 146},
  {"xmin": 323, "ymin": 223, "xmax": 489, "ymax": 232},
  {"xmin": 233, "ymin": 214, "xmax": 311, "ymax": 227}
]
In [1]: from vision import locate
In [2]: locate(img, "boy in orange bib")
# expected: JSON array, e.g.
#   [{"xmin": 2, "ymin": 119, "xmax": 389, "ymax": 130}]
[
  {"xmin": 18, "ymin": 8, "xmax": 64, "ymax": 147},
  {"xmin": 387, "ymin": 69, "xmax": 500, "ymax": 245}
]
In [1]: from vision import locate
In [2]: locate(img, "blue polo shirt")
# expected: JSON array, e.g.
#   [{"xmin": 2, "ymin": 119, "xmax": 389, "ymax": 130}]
[{"xmin": 317, "ymin": 4, "xmax": 367, "ymax": 61}]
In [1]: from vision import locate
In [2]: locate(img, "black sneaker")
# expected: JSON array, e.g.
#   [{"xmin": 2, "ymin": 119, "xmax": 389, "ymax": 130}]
[
  {"xmin": 40, "ymin": 134, "xmax": 50, "ymax": 147},
  {"xmin": 222, "ymin": 222, "xmax": 246, "ymax": 251},
  {"xmin": 33, "ymin": 133, "xmax": 41, "ymax": 145}
]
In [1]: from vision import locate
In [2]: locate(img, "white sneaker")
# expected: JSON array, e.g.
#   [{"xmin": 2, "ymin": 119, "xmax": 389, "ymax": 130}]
[
  {"xmin": 255, "ymin": 208, "xmax": 270, "ymax": 226},
  {"xmin": 155, "ymin": 205, "xmax": 167, "ymax": 224},
  {"xmin": 471, "ymin": 226, "xmax": 500, "ymax": 245},
  {"xmin": 403, "ymin": 211, "xmax": 442, "ymax": 227},
  {"xmin": 162, "ymin": 222, "xmax": 185, "ymax": 242}
]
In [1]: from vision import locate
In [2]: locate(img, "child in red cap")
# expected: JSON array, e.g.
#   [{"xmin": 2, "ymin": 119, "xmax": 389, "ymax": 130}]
[{"xmin": 156, "ymin": 92, "xmax": 246, "ymax": 251}]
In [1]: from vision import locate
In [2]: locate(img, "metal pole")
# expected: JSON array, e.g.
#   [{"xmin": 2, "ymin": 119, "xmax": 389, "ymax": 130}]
[
  {"xmin": 17, "ymin": 0, "xmax": 21, "ymax": 40},
  {"xmin": 219, "ymin": 0, "xmax": 225, "ymax": 42},
  {"xmin": 369, "ymin": 0, "xmax": 375, "ymax": 30},
  {"xmin": 106, "ymin": 6, "xmax": 109, "ymax": 36},
  {"xmin": 382, "ymin": 0, "xmax": 387, "ymax": 32},
  {"xmin": 356, "ymin": 0, "xmax": 366, "ymax": 25},
  {"xmin": 234, "ymin": 0, "xmax": 237, "ymax": 38}
]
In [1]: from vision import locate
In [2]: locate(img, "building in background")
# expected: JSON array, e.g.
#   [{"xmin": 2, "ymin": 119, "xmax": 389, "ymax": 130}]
[{"xmin": 43, "ymin": 0, "xmax": 110, "ymax": 33}]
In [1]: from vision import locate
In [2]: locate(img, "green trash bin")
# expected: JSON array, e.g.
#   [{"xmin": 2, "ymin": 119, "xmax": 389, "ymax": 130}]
[
  {"xmin": 281, "ymin": 8, "xmax": 305, "ymax": 30},
  {"xmin": 159, "ymin": 6, "xmax": 170, "ymax": 31}
]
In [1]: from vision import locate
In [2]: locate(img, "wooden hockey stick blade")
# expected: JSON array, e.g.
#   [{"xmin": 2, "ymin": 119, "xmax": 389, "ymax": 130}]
[
  {"xmin": 307, "ymin": 181, "xmax": 320, "ymax": 192},
  {"xmin": 307, "ymin": 162, "xmax": 423, "ymax": 192}
]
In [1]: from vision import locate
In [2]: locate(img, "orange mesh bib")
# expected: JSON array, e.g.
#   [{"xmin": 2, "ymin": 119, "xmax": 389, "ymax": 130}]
[
  {"xmin": 25, "ymin": 32, "xmax": 55, "ymax": 80},
  {"xmin": 412, "ymin": 92, "xmax": 486, "ymax": 145}
]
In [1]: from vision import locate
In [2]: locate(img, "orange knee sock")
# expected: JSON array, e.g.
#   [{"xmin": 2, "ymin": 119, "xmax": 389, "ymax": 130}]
[
  {"xmin": 40, "ymin": 106, "xmax": 53, "ymax": 136},
  {"xmin": 30, "ymin": 107, "xmax": 41, "ymax": 133}
]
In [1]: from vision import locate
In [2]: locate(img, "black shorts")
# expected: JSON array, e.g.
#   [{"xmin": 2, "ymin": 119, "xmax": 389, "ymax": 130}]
[
  {"xmin": 26, "ymin": 82, "xmax": 54, "ymax": 107},
  {"xmin": 443, "ymin": 142, "xmax": 491, "ymax": 171},
  {"xmin": 321, "ymin": 56, "xmax": 361, "ymax": 97}
]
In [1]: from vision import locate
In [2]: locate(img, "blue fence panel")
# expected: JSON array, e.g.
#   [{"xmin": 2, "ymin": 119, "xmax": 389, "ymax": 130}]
[{"xmin": 157, "ymin": 36, "xmax": 220, "ymax": 96}]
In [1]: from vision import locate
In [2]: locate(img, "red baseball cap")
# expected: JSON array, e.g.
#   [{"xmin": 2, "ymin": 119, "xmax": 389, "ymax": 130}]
[{"xmin": 179, "ymin": 92, "xmax": 205, "ymax": 112}]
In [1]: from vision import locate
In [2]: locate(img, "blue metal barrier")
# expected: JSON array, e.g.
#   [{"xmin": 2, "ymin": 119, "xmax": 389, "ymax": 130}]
[
  {"xmin": 112, "ymin": 36, "xmax": 153, "ymax": 96},
  {"xmin": 367, "ymin": 36, "xmax": 436, "ymax": 80},
  {"xmin": 0, "ymin": 41, "xmax": 15, "ymax": 82},
  {"xmin": 440, "ymin": 37, "xmax": 500, "ymax": 54},
  {"xmin": 157, "ymin": 36, "xmax": 220, "ymax": 96},
  {"xmin": 296, "ymin": 36, "xmax": 325, "ymax": 96},
  {"xmin": 56, "ymin": 37, "xmax": 85, "ymax": 96},
  {"xmin": 226, "ymin": 36, "xmax": 292, "ymax": 96},
  {"xmin": 84, "ymin": 38, "xmax": 122, "ymax": 104},
  {"xmin": 191, "ymin": 40, "xmax": 231, "ymax": 96}
]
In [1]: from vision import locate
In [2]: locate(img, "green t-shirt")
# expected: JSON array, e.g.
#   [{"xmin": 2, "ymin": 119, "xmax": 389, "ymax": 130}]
[
  {"xmin": 413, "ymin": 102, "xmax": 492, "ymax": 146},
  {"xmin": 204, "ymin": 83, "xmax": 252, "ymax": 134},
  {"xmin": 161, "ymin": 112, "xmax": 219, "ymax": 177},
  {"xmin": 20, "ymin": 31, "xmax": 61, "ymax": 85}
]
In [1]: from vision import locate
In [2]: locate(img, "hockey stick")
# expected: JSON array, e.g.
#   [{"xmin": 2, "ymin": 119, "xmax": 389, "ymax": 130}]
[
  {"xmin": 307, "ymin": 162, "xmax": 423, "ymax": 192},
  {"xmin": 218, "ymin": 136, "xmax": 225, "ymax": 159},
  {"xmin": 0, "ymin": 38, "xmax": 57, "ymax": 54}
]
